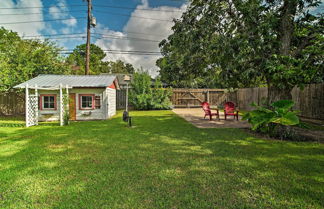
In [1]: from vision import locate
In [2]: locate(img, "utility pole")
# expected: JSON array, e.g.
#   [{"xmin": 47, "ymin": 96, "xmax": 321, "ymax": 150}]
[{"xmin": 85, "ymin": 0, "xmax": 92, "ymax": 75}]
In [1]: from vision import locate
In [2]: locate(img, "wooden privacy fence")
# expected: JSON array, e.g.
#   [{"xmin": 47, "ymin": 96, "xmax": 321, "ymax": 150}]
[
  {"xmin": 1, "ymin": 84, "xmax": 323, "ymax": 120},
  {"xmin": 116, "ymin": 89, "xmax": 127, "ymax": 110},
  {"xmin": 172, "ymin": 89, "xmax": 236, "ymax": 108},
  {"xmin": 236, "ymin": 87, "xmax": 268, "ymax": 110},
  {"xmin": 291, "ymin": 84, "xmax": 324, "ymax": 119},
  {"xmin": 171, "ymin": 83, "xmax": 324, "ymax": 120},
  {"xmin": 0, "ymin": 92, "xmax": 25, "ymax": 116},
  {"xmin": 235, "ymin": 84, "xmax": 324, "ymax": 120},
  {"xmin": 116, "ymin": 89, "xmax": 134, "ymax": 110}
]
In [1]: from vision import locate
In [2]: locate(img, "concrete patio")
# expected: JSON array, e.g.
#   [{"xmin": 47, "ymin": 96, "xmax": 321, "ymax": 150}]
[{"xmin": 172, "ymin": 108, "xmax": 250, "ymax": 128}]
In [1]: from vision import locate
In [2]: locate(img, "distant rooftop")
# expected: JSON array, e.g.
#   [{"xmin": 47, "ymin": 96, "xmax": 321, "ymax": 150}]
[
  {"xmin": 14, "ymin": 74, "xmax": 117, "ymax": 88},
  {"xmin": 100, "ymin": 73, "xmax": 133, "ymax": 86}
]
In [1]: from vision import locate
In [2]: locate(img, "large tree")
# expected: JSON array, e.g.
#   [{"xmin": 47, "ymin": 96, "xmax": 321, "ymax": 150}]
[
  {"xmin": 105, "ymin": 60, "xmax": 135, "ymax": 74},
  {"xmin": 0, "ymin": 27, "xmax": 68, "ymax": 91},
  {"xmin": 158, "ymin": 0, "xmax": 323, "ymax": 102},
  {"xmin": 66, "ymin": 44, "xmax": 135, "ymax": 75},
  {"xmin": 66, "ymin": 44, "xmax": 106, "ymax": 75}
]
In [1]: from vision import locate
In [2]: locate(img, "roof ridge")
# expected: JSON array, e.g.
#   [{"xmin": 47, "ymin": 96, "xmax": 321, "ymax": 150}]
[{"xmin": 14, "ymin": 74, "xmax": 117, "ymax": 88}]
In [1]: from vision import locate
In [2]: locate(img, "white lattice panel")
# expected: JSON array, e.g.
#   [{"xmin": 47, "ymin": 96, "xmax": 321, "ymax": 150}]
[{"xmin": 26, "ymin": 95, "xmax": 38, "ymax": 127}]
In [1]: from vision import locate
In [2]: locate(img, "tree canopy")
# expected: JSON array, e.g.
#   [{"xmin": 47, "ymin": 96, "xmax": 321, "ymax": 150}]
[
  {"xmin": 66, "ymin": 44, "xmax": 106, "ymax": 75},
  {"xmin": 0, "ymin": 29, "xmax": 137, "ymax": 91},
  {"xmin": 0, "ymin": 27, "xmax": 68, "ymax": 91},
  {"xmin": 106, "ymin": 60, "xmax": 135, "ymax": 74},
  {"xmin": 66, "ymin": 44, "xmax": 135, "ymax": 75},
  {"xmin": 157, "ymin": 0, "xmax": 323, "ymax": 101}
]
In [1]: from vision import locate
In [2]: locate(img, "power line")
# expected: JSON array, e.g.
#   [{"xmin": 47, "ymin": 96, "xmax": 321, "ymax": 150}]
[
  {"xmin": 0, "ymin": 4, "xmax": 183, "ymax": 13},
  {"xmin": 93, "ymin": 4, "xmax": 184, "ymax": 13},
  {"xmin": 22, "ymin": 33, "xmax": 86, "ymax": 37},
  {"xmin": 93, "ymin": 33, "xmax": 161, "ymax": 42},
  {"xmin": 60, "ymin": 49, "xmax": 160, "ymax": 53},
  {"xmin": 22, "ymin": 33, "xmax": 162, "ymax": 42},
  {"xmin": 105, "ymin": 50, "xmax": 160, "ymax": 54},
  {"xmin": 19, "ymin": 30, "xmax": 167, "ymax": 39},
  {"xmin": 23, "ymin": 35, "xmax": 160, "ymax": 43},
  {"xmin": 60, "ymin": 52, "xmax": 161, "ymax": 55},
  {"xmin": 122, "ymin": 30, "xmax": 167, "ymax": 37},
  {"xmin": 23, "ymin": 36, "xmax": 160, "ymax": 43},
  {"xmin": 105, "ymin": 53, "xmax": 160, "ymax": 55},
  {"xmin": 24, "ymin": 36, "xmax": 87, "ymax": 40},
  {"xmin": 92, "ymin": 28, "xmax": 168, "ymax": 38},
  {"xmin": 0, "ymin": 9, "xmax": 86, "ymax": 16},
  {"xmin": 59, "ymin": 49, "xmax": 161, "ymax": 55},
  {"xmin": 0, "ymin": 5, "xmax": 86, "ymax": 10},
  {"xmin": 0, "ymin": 17, "xmax": 86, "ymax": 25},
  {"xmin": 94, "ymin": 10, "xmax": 174, "ymax": 22}
]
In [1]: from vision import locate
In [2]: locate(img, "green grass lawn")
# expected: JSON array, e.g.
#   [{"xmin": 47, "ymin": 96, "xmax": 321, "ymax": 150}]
[{"xmin": 0, "ymin": 111, "xmax": 323, "ymax": 208}]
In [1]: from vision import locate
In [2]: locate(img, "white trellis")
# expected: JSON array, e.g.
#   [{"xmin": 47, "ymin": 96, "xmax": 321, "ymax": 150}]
[
  {"xmin": 59, "ymin": 84, "xmax": 69, "ymax": 126},
  {"xmin": 25, "ymin": 83, "xmax": 70, "ymax": 127},
  {"xmin": 25, "ymin": 84, "xmax": 38, "ymax": 127}
]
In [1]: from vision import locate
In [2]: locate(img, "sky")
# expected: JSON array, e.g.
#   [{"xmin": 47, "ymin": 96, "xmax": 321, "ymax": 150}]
[
  {"xmin": 0, "ymin": 0, "xmax": 322, "ymax": 77},
  {"xmin": 0, "ymin": 0, "xmax": 187, "ymax": 76}
]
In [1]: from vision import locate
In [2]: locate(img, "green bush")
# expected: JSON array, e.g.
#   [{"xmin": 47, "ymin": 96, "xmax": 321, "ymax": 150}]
[
  {"xmin": 63, "ymin": 112, "xmax": 70, "ymax": 126},
  {"xmin": 129, "ymin": 72, "xmax": 172, "ymax": 110},
  {"xmin": 243, "ymin": 100, "xmax": 300, "ymax": 139},
  {"xmin": 63, "ymin": 93, "xmax": 69, "ymax": 126}
]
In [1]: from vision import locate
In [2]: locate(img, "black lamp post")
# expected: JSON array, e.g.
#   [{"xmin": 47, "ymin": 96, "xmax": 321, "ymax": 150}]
[
  {"xmin": 124, "ymin": 75, "xmax": 131, "ymax": 112},
  {"xmin": 123, "ymin": 75, "xmax": 131, "ymax": 126}
]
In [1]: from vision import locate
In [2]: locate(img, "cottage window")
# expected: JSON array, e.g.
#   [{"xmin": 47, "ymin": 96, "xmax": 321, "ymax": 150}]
[
  {"xmin": 41, "ymin": 95, "xmax": 56, "ymax": 110},
  {"xmin": 95, "ymin": 96, "xmax": 101, "ymax": 109},
  {"xmin": 80, "ymin": 95, "xmax": 94, "ymax": 109}
]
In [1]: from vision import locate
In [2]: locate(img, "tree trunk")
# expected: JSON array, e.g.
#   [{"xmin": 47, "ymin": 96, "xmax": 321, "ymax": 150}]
[
  {"xmin": 279, "ymin": 0, "xmax": 297, "ymax": 56},
  {"xmin": 266, "ymin": 0, "xmax": 297, "ymax": 105}
]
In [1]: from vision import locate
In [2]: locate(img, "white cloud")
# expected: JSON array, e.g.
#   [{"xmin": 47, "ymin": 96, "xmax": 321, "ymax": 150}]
[
  {"xmin": 43, "ymin": 23, "xmax": 57, "ymax": 35},
  {"xmin": 0, "ymin": 0, "xmax": 45, "ymax": 36},
  {"xmin": 60, "ymin": 27, "xmax": 71, "ymax": 34},
  {"xmin": 49, "ymin": 0, "xmax": 78, "ymax": 27},
  {"xmin": 95, "ymin": 1, "xmax": 186, "ymax": 77},
  {"xmin": 62, "ymin": 17, "xmax": 77, "ymax": 26},
  {"xmin": 49, "ymin": 6, "xmax": 62, "ymax": 19}
]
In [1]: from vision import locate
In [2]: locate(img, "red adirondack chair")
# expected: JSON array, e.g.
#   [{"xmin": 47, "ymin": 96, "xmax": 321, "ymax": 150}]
[
  {"xmin": 202, "ymin": 102, "xmax": 219, "ymax": 120},
  {"xmin": 224, "ymin": 102, "xmax": 239, "ymax": 120}
]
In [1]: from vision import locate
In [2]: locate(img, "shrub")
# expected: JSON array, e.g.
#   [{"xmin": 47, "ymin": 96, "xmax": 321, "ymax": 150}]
[
  {"xmin": 129, "ymin": 72, "xmax": 172, "ymax": 110},
  {"xmin": 63, "ymin": 93, "xmax": 69, "ymax": 126},
  {"xmin": 63, "ymin": 112, "xmax": 69, "ymax": 126},
  {"xmin": 242, "ymin": 100, "xmax": 300, "ymax": 139}
]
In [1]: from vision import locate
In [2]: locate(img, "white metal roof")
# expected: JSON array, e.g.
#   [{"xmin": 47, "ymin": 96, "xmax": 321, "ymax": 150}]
[{"xmin": 14, "ymin": 74, "xmax": 117, "ymax": 88}]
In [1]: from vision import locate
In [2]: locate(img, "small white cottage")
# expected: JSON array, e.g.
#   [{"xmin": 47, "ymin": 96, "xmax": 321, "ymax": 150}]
[{"xmin": 14, "ymin": 74, "xmax": 119, "ymax": 126}]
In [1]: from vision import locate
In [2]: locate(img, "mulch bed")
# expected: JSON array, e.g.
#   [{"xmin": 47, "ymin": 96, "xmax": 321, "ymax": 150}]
[{"xmin": 244, "ymin": 127, "xmax": 324, "ymax": 143}]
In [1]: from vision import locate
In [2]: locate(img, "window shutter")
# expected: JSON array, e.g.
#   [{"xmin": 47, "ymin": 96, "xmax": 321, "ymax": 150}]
[{"xmin": 95, "ymin": 96, "xmax": 101, "ymax": 109}]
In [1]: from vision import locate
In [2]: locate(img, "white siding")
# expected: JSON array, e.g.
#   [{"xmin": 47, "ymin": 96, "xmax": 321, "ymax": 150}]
[
  {"xmin": 107, "ymin": 87, "xmax": 116, "ymax": 118},
  {"xmin": 74, "ymin": 88, "xmax": 106, "ymax": 121},
  {"xmin": 37, "ymin": 88, "xmax": 108, "ymax": 121},
  {"xmin": 37, "ymin": 90, "xmax": 60, "ymax": 121}
]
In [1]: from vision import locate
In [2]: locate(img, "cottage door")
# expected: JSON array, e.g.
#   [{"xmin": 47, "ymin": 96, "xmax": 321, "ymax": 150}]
[{"xmin": 69, "ymin": 93, "xmax": 76, "ymax": 120}]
